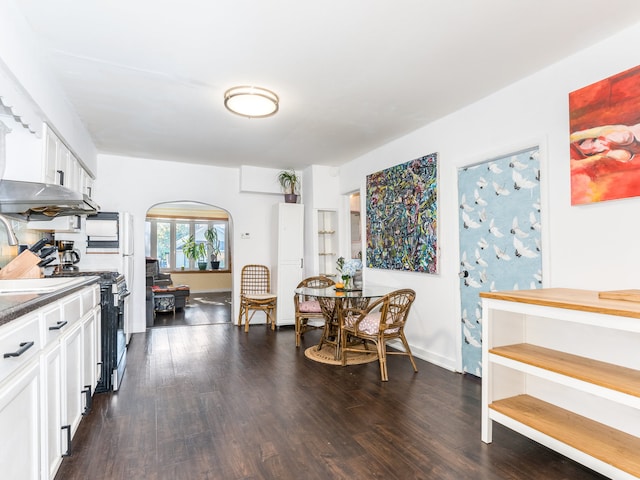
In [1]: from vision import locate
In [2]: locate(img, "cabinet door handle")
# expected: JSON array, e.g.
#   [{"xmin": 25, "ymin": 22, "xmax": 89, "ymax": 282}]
[
  {"xmin": 48, "ymin": 320, "xmax": 68, "ymax": 331},
  {"xmin": 62, "ymin": 424, "xmax": 71, "ymax": 457},
  {"xmin": 3, "ymin": 341, "xmax": 35, "ymax": 358},
  {"xmin": 57, "ymin": 169, "xmax": 65, "ymax": 186},
  {"xmin": 82, "ymin": 385, "xmax": 92, "ymax": 415}
]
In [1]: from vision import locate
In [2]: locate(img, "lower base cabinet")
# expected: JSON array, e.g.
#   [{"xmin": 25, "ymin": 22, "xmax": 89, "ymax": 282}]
[
  {"xmin": 0, "ymin": 283, "xmax": 101, "ymax": 480},
  {"xmin": 0, "ymin": 361, "xmax": 41, "ymax": 480},
  {"xmin": 42, "ymin": 343, "xmax": 63, "ymax": 479}
]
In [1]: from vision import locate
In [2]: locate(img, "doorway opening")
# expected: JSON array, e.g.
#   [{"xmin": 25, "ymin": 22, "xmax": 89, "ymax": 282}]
[{"xmin": 144, "ymin": 201, "xmax": 232, "ymax": 328}]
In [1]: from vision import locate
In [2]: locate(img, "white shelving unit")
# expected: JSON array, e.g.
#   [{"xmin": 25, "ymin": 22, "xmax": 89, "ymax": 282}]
[
  {"xmin": 480, "ymin": 288, "xmax": 640, "ymax": 479},
  {"xmin": 317, "ymin": 210, "xmax": 337, "ymax": 278}
]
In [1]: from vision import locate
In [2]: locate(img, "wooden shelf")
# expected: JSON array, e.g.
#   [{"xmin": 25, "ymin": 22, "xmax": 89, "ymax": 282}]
[
  {"xmin": 318, "ymin": 230, "xmax": 335, "ymax": 234},
  {"xmin": 481, "ymin": 288, "xmax": 640, "ymax": 319},
  {"xmin": 482, "ymin": 288, "xmax": 640, "ymax": 479},
  {"xmin": 490, "ymin": 343, "xmax": 640, "ymax": 398},
  {"xmin": 490, "ymin": 395, "xmax": 640, "ymax": 478}
]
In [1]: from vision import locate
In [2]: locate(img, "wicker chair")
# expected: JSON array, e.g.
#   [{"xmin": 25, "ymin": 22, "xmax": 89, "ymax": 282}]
[
  {"xmin": 238, "ymin": 264, "xmax": 277, "ymax": 332},
  {"xmin": 294, "ymin": 276, "xmax": 335, "ymax": 347},
  {"xmin": 341, "ymin": 288, "xmax": 418, "ymax": 381}
]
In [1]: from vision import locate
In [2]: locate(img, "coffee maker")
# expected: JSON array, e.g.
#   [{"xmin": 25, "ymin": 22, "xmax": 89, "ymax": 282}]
[{"xmin": 56, "ymin": 240, "xmax": 81, "ymax": 271}]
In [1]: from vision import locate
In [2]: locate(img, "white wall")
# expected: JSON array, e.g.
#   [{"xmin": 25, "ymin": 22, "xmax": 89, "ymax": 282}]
[
  {"xmin": 340, "ymin": 22, "xmax": 640, "ymax": 371},
  {"xmin": 93, "ymin": 155, "xmax": 283, "ymax": 334},
  {"xmin": 0, "ymin": 1, "xmax": 97, "ymax": 174}
]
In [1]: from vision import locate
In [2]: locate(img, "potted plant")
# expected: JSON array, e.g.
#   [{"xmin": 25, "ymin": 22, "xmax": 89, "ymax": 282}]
[
  {"xmin": 205, "ymin": 227, "xmax": 221, "ymax": 270},
  {"xmin": 277, "ymin": 168, "xmax": 300, "ymax": 203},
  {"xmin": 183, "ymin": 235, "xmax": 208, "ymax": 270}
]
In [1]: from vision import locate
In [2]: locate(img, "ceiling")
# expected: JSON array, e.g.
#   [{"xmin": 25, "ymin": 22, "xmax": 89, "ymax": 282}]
[{"xmin": 13, "ymin": 0, "xmax": 640, "ymax": 171}]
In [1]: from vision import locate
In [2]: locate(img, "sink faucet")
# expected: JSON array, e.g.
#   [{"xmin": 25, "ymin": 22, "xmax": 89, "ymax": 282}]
[{"xmin": 0, "ymin": 214, "xmax": 18, "ymax": 246}]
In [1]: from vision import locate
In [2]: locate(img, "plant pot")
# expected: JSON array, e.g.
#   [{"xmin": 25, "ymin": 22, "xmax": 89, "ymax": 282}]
[
  {"xmin": 211, "ymin": 261, "xmax": 220, "ymax": 270},
  {"xmin": 284, "ymin": 193, "xmax": 298, "ymax": 204},
  {"xmin": 198, "ymin": 261, "xmax": 208, "ymax": 270}
]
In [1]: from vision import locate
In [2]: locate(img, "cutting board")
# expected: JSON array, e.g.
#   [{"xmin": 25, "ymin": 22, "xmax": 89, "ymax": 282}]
[
  {"xmin": 598, "ymin": 289, "xmax": 640, "ymax": 303},
  {"xmin": 0, "ymin": 250, "xmax": 42, "ymax": 279}
]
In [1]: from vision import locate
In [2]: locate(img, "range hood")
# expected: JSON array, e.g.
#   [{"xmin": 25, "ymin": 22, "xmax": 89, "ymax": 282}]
[{"xmin": 0, "ymin": 179, "xmax": 100, "ymax": 220}]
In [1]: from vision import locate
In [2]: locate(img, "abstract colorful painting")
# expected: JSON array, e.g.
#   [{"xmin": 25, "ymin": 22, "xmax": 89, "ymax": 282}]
[
  {"xmin": 366, "ymin": 153, "xmax": 438, "ymax": 273},
  {"xmin": 569, "ymin": 64, "xmax": 640, "ymax": 205}
]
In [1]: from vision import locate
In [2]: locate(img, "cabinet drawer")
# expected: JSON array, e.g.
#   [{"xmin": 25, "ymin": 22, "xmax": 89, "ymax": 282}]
[
  {"xmin": 0, "ymin": 314, "xmax": 41, "ymax": 384},
  {"xmin": 42, "ymin": 304, "xmax": 65, "ymax": 345},
  {"xmin": 81, "ymin": 285, "xmax": 98, "ymax": 316},
  {"xmin": 61, "ymin": 294, "xmax": 82, "ymax": 326}
]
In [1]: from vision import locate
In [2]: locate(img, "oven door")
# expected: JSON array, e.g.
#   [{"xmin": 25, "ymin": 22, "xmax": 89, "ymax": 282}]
[{"xmin": 113, "ymin": 286, "xmax": 130, "ymax": 391}]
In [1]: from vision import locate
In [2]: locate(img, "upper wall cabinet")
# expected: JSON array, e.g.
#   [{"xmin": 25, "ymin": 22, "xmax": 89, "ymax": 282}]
[
  {"xmin": 1, "ymin": 113, "xmax": 42, "ymax": 182},
  {"xmin": 2, "ymin": 119, "xmax": 95, "ymax": 198},
  {"xmin": 42, "ymin": 124, "xmax": 94, "ymax": 197}
]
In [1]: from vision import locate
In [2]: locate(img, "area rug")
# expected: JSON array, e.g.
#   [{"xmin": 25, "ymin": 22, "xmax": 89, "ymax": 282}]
[{"xmin": 304, "ymin": 343, "xmax": 378, "ymax": 366}]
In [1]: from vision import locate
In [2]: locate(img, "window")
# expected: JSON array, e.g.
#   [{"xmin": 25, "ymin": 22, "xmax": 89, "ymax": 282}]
[{"xmin": 146, "ymin": 217, "xmax": 229, "ymax": 271}]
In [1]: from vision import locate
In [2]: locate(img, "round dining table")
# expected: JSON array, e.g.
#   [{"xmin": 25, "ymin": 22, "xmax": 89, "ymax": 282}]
[{"xmin": 295, "ymin": 285, "xmax": 392, "ymax": 360}]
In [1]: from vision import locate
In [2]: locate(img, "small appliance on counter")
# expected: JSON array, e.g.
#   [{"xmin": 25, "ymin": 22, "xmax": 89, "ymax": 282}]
[{"xmin": 56, "ymin": 239, "xmax": 81, "ymax": 271}]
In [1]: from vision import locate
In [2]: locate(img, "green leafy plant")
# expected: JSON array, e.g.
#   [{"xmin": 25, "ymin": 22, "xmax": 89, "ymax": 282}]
[
  {"xmin": 277, "ymin": 169, "xmax": 299, "ymax": 194},
  {"xmin": 183, "ymin": 235, "xmax": 207, "ymax": 263},
  {"xmin": 205, "ymin": 227, "xmax": 221, "ymax": 260}
]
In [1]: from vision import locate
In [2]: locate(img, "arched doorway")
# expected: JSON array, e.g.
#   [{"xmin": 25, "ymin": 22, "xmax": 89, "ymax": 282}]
[{"xmin": 144, "ymin": 201, "xmax": 233, "ymax": 328}]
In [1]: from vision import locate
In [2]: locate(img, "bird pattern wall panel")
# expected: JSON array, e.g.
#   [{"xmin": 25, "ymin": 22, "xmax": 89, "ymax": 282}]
[{"xmin": 457, "ymin": 147, "xmax": 542, "ymax": 376}]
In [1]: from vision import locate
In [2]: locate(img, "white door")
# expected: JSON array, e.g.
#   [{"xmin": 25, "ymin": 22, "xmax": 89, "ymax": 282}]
[{"xmin": 457, "ymin": 147, "xmax": 542, "ymax": 376}]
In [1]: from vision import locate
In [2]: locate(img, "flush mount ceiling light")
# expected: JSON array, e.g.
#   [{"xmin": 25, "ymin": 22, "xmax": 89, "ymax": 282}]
[{"xmin": 224, "ymin": 86, "xmax": 279, "ymax": 118}]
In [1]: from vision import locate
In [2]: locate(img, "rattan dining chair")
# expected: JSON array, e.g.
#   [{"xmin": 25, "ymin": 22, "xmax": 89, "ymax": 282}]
[
  {"xmin": 294, "ymin": 276, "xmax": 335, "ymax": 347},
  {"xmin": 238, "ymin": 264, "xmax": 277, "ymax": 333},
  {"xmin": 341, "ymin": 288, "xmax": 418, "ymax": 381}
]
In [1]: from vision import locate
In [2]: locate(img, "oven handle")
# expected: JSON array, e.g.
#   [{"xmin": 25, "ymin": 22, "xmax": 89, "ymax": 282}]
[{"xmin": 113, "ymin": 288, "xmax": 131, "ymax": 306}]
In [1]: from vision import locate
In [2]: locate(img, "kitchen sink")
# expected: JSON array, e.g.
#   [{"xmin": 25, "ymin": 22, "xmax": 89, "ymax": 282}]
[{"xmin": 0, "ymin": 277, "xmax": 88, "ymax": 294}]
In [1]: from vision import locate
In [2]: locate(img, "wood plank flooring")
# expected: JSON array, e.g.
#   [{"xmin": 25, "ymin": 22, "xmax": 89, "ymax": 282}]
[
  {"xmin": 151, "ymin": 292, "xmax": 232, "ymax": 328},
  {"xmin": 55, "ymin": 324, "xmax": 607, "ymax": 480}
]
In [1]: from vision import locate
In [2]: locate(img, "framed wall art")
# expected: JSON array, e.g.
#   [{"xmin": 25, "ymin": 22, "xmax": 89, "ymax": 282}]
[
  {"xmin": 366, "ymin": 153, "xmax": 438, "ymax": 274},
  {"xmin": 569, "ymin": 64, "xmax": 640, "ymax": 205}
]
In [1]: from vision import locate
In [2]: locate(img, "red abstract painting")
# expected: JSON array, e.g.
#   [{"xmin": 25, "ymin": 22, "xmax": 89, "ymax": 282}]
[{"xmin": 569, "ymin": 65, "xmax": 640, "ymax": 205}]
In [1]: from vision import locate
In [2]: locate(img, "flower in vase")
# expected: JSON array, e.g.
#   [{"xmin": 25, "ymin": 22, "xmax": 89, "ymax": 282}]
[{"xmin": 336, "ymin": 257, "xmax": 362, "ymax": 287}]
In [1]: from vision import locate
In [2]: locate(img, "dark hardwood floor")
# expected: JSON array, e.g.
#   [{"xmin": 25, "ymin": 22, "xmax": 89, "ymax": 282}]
[
  {"xmin": 151, "ymin": 292, "xmax": 232, "ymax": 328},
  {"xmin": 55, "ymin": 314, "xmax": 607, "ymax": 479}
]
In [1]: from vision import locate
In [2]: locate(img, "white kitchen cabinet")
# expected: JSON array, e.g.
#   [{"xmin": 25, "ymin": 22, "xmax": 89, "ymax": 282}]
[
  {"xmin": 0, "ymin": 312, "xmax": 41, "ymax": 384},
  {"xmin": 40, "ymin": 285, "xmax": 99, "ymax": 479},
  {"xmin": 272, "ymin": 203, "xmax": 304, "ymax": 326},
  {"xmin": 0, "ymin": 282, "xmax": 100, "ymax": 480},
  {"xmin": 43, "ymin": 125, "xmax": 59, "ymax": 185},
  {"xmin": 3, "ymin": 120, "xmax": 95, "ymax": 195},
  {"xmin": 0, "ymin": 360, "xmax": 41, "ymax": 480},
  {"xmin": 61, "ymin": 321, "xmax": 83, "ymax": 442},
  {"xmin": 42, "ymin": 124, "xmax": 94, "ymax": 196},
  {"xmin": 480, "ymin": 288, "xmax": 640, "ymax": 480},
  {"xmin": 82, "ymin": 305, "xmax": 101, "ymax": 398},
  {"xmin": 41, "ymin": 342, "xmax": 63, "ymax": 479}
]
